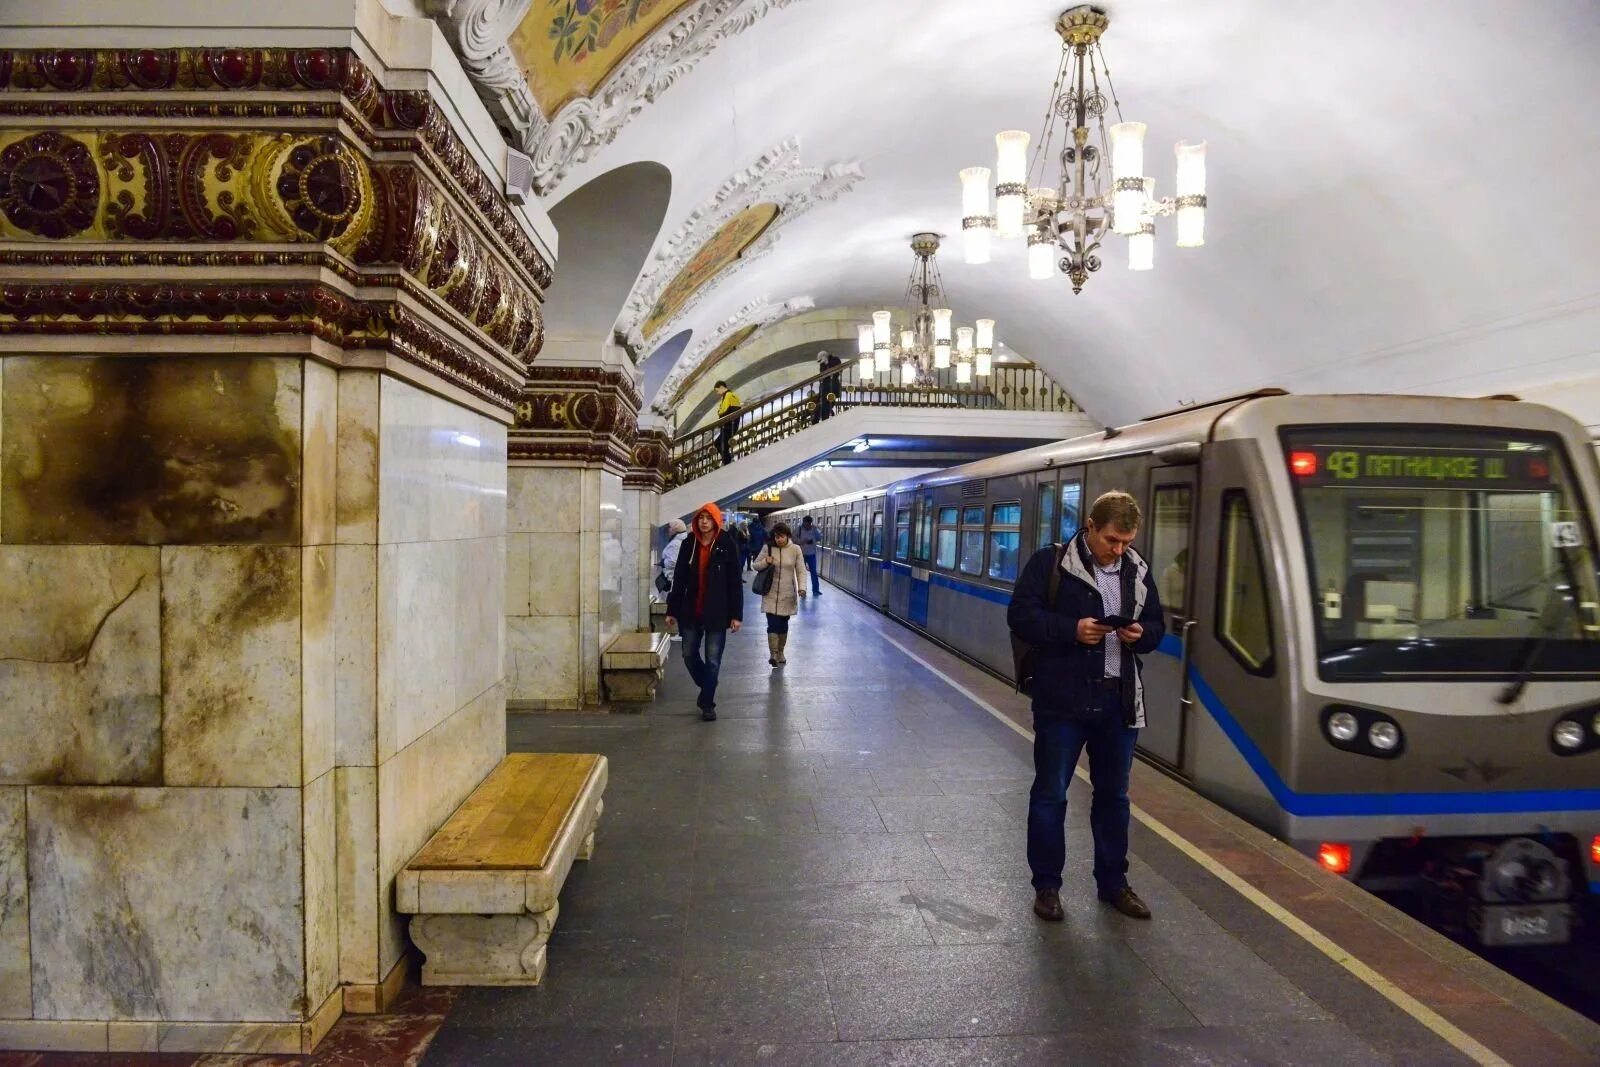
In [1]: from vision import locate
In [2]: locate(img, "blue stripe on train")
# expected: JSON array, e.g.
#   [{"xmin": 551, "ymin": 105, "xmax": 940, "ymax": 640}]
[{"xmin": 921, "ymin": 574, "xmax": 1600, "ymax": 819}]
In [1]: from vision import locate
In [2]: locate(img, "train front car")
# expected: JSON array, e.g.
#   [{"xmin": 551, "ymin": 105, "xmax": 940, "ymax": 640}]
[{"xmin": 1202, "ymin": 396, "xmax": 1600, "ymax": 949}]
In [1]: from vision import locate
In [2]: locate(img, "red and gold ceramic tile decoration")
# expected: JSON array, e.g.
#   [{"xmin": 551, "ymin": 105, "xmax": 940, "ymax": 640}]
[
  {"xmin": 509, "ymin": 0, "xmax": 697, "ymax": 118},
  {"xmin": 640, "ymin": 201, "xmax": 778, "ymax": 340},
  {"xmin": 511, "ymin": 365, "xmax": 642, "ymax": 471}
]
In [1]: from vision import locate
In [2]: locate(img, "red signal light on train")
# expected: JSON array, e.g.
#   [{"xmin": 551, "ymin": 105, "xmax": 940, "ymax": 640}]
[
  {"xmin": 1289, "ymin": 451, "xmax": 1319, "ymax": 477},
  {"xmin": 1317, "ymin": 842, "xmax": 1352, "ymax": 875},
  {"xmin": 1591, "ymin": 834, "xmax": 1600, "ymax": 866},
  {"xmin": 1527, "ymin": 456, "xmax": 1549, "ymax": 480}
]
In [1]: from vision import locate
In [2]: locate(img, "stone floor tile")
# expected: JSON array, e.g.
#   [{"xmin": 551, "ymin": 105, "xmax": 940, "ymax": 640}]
[
  {"xmin": 812, "ymin": 795, "xmax": 888, "ymax": 832},
  {"xmin": 870, "ymin": 794, "xmax": 1013, "ymax": 832},
  {"xmin": 692, "ymin": 831, "xmax": 946, "ymax": 889},
  {"xmin": 685, "ymin": 880, "xmax": 931, "ymax": 950},
  {"xmin": 677, "ymin": 947, "xmax": 837, "ymax": 1045}
]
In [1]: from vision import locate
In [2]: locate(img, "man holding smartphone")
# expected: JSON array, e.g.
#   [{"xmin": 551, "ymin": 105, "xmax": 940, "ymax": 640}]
[{"xmin": 1006, "ymin": 490, "xmax": 1166, "ymax": 922}]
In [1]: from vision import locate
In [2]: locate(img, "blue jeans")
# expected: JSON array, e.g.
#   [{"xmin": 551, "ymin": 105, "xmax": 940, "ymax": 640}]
[
  {"xmin": 1027, "ymin": 687, "xmax": 1138, "ymax": 896},
  {"xmin": 803, "ymin": 553, "xmax": 820, "ymax": 595},
  {"xmin": 677, "ymin": 624, "xmax": 726, "ymax": 709}
]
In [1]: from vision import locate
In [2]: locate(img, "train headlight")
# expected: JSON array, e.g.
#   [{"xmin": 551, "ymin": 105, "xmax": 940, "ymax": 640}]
[
  {"xmin": 1592, "ymin": 710, "xmax": 1600, "ymax": 738},
  {"xmin": 1327, "ymin": 711, "xmax": 1359, "ymax": 742},
  {"xmin": 1553, "ymin": 720, "xmax": 1585, "ymax": 750},
  {"xmin": 1367, "ymin": 721, "xmax": 1401, "ymax": 751}
]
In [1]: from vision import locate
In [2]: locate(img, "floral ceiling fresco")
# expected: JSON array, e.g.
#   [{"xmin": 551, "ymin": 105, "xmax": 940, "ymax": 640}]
[
  {"xmin": 509, "ymin": 0, "xmax": 698, "ymax": 120},
  {"xmin": 640, "ymin": 200, "xmax": 778, "ymax": 340}
]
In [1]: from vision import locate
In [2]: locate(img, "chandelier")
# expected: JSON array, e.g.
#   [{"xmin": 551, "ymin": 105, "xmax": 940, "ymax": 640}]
[
  {"xmin": 857, "ymin": 232, "xmax": 995, "ymax": 388},
  {"xmin": 959, "ymin": 5, "xmax": 1207, "ymax": 293}
]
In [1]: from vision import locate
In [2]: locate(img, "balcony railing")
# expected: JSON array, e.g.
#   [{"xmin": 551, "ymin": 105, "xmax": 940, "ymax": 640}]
[{"xmin": 669, "ymin": 362, "xmax": 1080, "ymax": 486}]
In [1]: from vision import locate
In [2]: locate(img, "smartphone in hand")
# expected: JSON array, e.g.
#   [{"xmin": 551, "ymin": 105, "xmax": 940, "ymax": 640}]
[{"xmin": 1096, "ymin": 614, "xmax": 1134, "ymax": 629}]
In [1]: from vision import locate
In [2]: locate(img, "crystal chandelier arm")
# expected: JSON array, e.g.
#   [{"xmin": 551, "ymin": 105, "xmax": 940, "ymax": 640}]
[{"xmin": 1028, "ymin": 47, "xmax": 1074, "ymax": 194}]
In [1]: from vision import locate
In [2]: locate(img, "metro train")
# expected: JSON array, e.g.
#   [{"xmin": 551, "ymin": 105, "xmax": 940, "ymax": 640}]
[{"xmin": 770, "ymin": 390, "xmax": 1600, "ymax": 947}]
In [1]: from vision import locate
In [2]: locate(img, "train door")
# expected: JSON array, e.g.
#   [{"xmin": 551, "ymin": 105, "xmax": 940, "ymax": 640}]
[
  {"xmin": 1139, "ymin": 466, "xmax": 1197, "ymax": 768},
  {"xmin": 908, "ymin": 490, "xmax": 934, "ymax": 627},
  {"xmin": 1032, "ymin": 468, "xmax": 1086, "ymax": 553}
]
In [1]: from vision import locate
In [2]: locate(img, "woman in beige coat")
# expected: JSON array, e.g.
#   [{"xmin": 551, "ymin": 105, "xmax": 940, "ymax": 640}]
[{"xmin": 752, "ymin": 521, "xmax": 808, "ymax": 666}]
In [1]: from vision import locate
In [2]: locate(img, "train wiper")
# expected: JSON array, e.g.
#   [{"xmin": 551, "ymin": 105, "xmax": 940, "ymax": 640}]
[{"xmin": 1497, "ymin": 548, "xmax": 1594, "ymax": 705}]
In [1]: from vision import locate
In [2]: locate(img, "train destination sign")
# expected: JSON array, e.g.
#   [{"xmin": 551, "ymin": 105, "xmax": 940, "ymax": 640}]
[{"xmin": 1287, "ymin": 444, "xmax": 1554, "ymax": 490}]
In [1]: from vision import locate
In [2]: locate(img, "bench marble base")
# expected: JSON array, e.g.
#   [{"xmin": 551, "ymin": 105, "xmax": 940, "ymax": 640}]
[
  {"xmin": 410, "ymin": 904, "xmax": 558, "ymax": 986},
  {"xmin": 601, "ymin": 631, "xmax": 671, "ymax": 706}
]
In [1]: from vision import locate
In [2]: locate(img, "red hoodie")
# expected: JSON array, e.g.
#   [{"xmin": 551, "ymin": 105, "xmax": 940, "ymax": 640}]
[{"xmin": 691, "ymin": 502, "xmax": 723, "ymax": 621}]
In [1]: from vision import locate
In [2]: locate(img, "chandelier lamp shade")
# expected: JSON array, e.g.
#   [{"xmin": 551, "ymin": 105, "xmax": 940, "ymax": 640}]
[
  {"xmin": 859, "ymin": 232, "xmax": 995, "ymax": 389},
  {"xmin": 960, "ymin": 5, "xmax": 1208, "ymax": 293}
]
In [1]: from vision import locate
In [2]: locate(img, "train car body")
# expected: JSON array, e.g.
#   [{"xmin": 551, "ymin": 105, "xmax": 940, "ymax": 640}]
[{"xmin": 772, "ymin": 392, "xmax": 1600, "ymax": 947}]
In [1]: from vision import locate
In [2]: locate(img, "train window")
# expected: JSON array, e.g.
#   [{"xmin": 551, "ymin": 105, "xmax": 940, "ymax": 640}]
[
  {"xmin": 1217, "ymin": 491, "xmax": 1274, "ymax": 674},
  {"xmin": 1037, "ymin": 482, "xmax": 1058, "ymax": 549},
  {"xmin": 958, "ymin": 507, "xmax": 985, "ymax": 575},
  {"xmin": 988, "ymin": 502, "xmax": 1022, "ymax": 581},
  {"xmin": 1060, "ymin": 480, "xmax": 1083, "ymax": 541},
  {"xmin": 849, "ymin": 513, "xmax": 862, "ymax": 553},
  {"xmin": 962, "ymin": 505, "xmax": 985, "ymax": 526},
  {"xmin": 1282, "ymin": 426, "xmax": 1600, "ymax": 681},
  {"xmin": 870, "ymin": 511, "xmax": 884, "ymax": 556},
  {"xmin": 935, "ymin": 507, "xmax": 958, "ymax": 569},
  {"xmin": 894, "ymin": 507, "xmax": 911, "ymax": 560},
  {"xmin": 1149, "ymin": 484, "xmax": 1193, "ymax": 615},
  {"xmin": 915, "ymin": 493, "xmax": 934, "ymax": 562}
]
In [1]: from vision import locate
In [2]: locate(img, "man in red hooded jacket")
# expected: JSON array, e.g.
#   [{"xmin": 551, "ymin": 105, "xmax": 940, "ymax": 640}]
[{"xmin": 664, "ymin": 502, "xmax": 744, "ymax": 720}]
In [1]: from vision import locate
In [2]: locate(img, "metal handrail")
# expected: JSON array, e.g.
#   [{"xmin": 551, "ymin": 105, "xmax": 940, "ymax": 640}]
[{"xmin": 667, "ymin": 362, "xmax": 1081, "ymax": 487}]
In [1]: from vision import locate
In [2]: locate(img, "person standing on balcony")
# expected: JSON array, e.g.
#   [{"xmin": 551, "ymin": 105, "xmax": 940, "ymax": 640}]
[
  {"xmin": 798, "ymin": 515, "xmax": 823, "ymax": 597},
  {"xmin": 665, "ymin": 502, "xmax": 743, "ymax": 721},
  {"xmin": 752, "ymin": 521, "xmax": 807, "ymax": 666},
  {"xmin": 812, "ymin": 349, "xmax": 843, "ymax": 424},
  {"xmin": 713, "ymin": 381, "xmax": 742, "ymax": 466}
]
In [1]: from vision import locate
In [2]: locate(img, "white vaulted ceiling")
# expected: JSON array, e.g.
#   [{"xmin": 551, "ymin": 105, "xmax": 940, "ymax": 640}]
[{"xmin": 536, "ymin": 0, "xmax": 1600, "ymax": 429}]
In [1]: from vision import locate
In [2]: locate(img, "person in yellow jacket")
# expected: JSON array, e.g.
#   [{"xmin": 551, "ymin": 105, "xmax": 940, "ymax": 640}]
[{"xmin": 713, "ymin": 381, "xmax": 742, "ymax": 466}]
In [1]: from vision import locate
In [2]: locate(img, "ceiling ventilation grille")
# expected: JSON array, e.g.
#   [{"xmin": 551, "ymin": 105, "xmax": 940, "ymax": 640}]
[{"xmin": 960, "ymin": 479, "xmax": 987, "ymax": 499}]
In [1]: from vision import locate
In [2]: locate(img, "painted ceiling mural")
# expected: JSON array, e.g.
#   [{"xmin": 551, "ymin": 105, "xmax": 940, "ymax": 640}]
[
  {"xmin": 640, "ymin": 201, "xmax": 779, "ymax": 340},
  {"xmin": 508, "ymin": 0, "xmax": 697, "ymax": 120},
  {"xmin": 676, "ymin": 322, "xmax": 759, "ymax": 398}
]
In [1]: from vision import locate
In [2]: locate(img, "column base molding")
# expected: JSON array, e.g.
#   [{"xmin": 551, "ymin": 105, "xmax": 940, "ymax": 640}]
[{"xmin": 341, "ymin": 951, "xmax": 414, "ymax": 1015}]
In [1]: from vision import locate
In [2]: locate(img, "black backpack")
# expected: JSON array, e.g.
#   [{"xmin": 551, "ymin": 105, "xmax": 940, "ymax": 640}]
[{"xmin": 1010, "ymin": 542, "xmax": 1066, "ymax": 695}]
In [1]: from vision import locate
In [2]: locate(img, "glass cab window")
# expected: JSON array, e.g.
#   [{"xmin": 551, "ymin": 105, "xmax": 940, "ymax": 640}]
[
  {"xmin": 935, "ymin": 506, "xmax": 959, "ymax": 569},
  {"xmin": 1060, "ymin": 480, "xmax": 1083, "ymax": 542},
  {"xmin": 988, "ymin": 502, "xmax": 1022, "ymax": 581},
  {"xmin": 1149, "ymin": 484, "xmax": 1193, "ymax": 616},
  {"xmin": 1217, "ymin": 491, "xmax": 1274, "ymax": 673},
  {"xmin": 1283, "ymin": 427, "xmax": 1600, "ymax": 681}
]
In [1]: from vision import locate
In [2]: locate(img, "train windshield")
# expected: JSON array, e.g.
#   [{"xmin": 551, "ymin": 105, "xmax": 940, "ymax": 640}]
[{"xmin": 1281, "ymin": 426, "xmax": 1600, "ymax": 681}]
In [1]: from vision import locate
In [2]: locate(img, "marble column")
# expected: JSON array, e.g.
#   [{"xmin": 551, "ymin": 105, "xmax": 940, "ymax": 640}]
[
  {"xmin": 506, "ymin": 359, "xmax": 645, "ymax": 710},
  {"xmin": 625, "ymin": 428, "xmax": 674, "ymax": 627},
  {"xmin": 0, "ymin": 5, "xmax": 553, "ymax": 1053}
]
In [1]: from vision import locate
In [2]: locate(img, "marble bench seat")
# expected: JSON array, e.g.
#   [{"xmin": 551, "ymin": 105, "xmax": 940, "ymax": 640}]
[
  {"xmin": 601, "ymin": 630, "xmax": 671, "ymax": 704},
  {"xmin": 397, "ymin": 753, "xmax": 607, "ymax": 986}
]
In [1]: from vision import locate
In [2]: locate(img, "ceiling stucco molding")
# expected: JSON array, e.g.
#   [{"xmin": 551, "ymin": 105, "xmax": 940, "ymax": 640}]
[
  {"xmin": 652, "ymin": 294, "xmax": 814, "ymax": 412},
  {"xmin": 428, "ymin": 0, "xmax": 802, "ymax": 196},
  {"xmin": 621, "ymin": 138, "xmax": 860, "ymax": 350}
]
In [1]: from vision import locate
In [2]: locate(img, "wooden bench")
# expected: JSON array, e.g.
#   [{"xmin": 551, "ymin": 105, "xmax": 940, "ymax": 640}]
[
  {"xmin": 601, "ymin": 631, "xmax": 671, "ymax": 704},
  {"xmin": 396, "ymin": 753, "xmax": 607, "ymax": 986}
]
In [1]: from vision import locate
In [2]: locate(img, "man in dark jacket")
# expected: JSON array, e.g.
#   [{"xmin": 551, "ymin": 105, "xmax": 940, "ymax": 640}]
[
  {"xmin": 747, "ymin": 517, "xmax": 768, "ymax": 566},
  {"xmin": 665, "ymin": 502, "xmax": 744, "ymax": 721},
  {"xmin": 811, "ymin": 349, "xmax": 844, "ymax": 424},
  {"xmin": 1007, "ymin": 490, "xmax": 1165, "ymax": 922}
]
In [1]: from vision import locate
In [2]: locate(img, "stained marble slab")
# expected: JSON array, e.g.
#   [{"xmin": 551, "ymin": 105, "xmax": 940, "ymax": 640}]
[
  {"xmin": 525, "ymin": 532, "xmax": 580, "ymax": 617},
  {"xmin": 335, "ymin": 371, "xmax": 381, "ymax": 545},
  {"xmin": 336, "ymin": 766, "xmax": 381, "ymax": 987},
  {"xmin": 0, "ymin": 546, "xmax": 161, "ymax": 785},
  {"xmin": 2, "ymin": 356, "xmax": 302, "ymax": 545},
  {"xmin": 162, "ymin": 546, "xmax": 302, "ymax": 788},
  {"xmin": 302, "ymin": 360, "xmax": 337, "ymax": 547},
  {"xmin": 304, "ymin": 770, "xmax": 339, "ymax": 1013},
  {"xmin": 302, "ymin": 544, "xmax": 336, "ymax": 785},
  {"xmin": 28, "ymin": 786, "xmax": 305, "ymax": 1022},
  {"xmin": 0, "ymin": 788, "xmax": 28, "ymax": 1017},
  {"xmin": 334, "ymin": 544, "xmax": 378, "ymax": 768},
  {"xmin": 506, "ymin": 615, "xmax": 580, "ymax": 707},
  {"xmin": 507, "ymin": 466, "xmax": 581, "ymax": 535}
]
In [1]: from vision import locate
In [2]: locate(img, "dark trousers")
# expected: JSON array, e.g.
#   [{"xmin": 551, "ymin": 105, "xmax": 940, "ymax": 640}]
[
  {"xmin": 717, "ymin": 418, "xmax": 738, "ymax": 465},
  {"xmin": 678, "ymin": 624, "xmax": 726, "ymax": 709},
  {"xmin": 802, "ymin": 553, "xmax": 820, "ymax": 595},
  {"xmin": 765, "ymin": 612, "xmax": 790, "ymax": 634},
  {"xmin": 1027, "ymin": 684, "xmax": 1138, "ymax": 897}
]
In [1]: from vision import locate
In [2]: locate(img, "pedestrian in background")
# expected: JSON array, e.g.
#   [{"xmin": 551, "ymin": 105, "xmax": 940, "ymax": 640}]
[
  {"xmin": 797, "ymin": 515, "xmax": 823, "ymax": 597},
  {"xmin": 665, "ymin": 502, "xmax": 743, "ymax": 721},
  {"xmin": 748, "ymin": 516, "xmax": 768, "ymax": 566},
  {"xmin": 713, "ymin": 381, "xmax": 742, "ymax": 465},
  {"xmin": 658, "ymin": 518, "xmax": 688, "ymax": 641},
  {"xmin": 752, "ymin": 522, "xmax": 807, "ymax": 667},
  {"xmin": 734, "ymin": 518, "xmax": 752, "ymax": 575},
  {"xmin": 811, "ymin": 349, "xmax": 843, "ymax": 424},
  {"xmin": 1006, "ymin": 490, "xmax": 1165, "ymax": 922}
]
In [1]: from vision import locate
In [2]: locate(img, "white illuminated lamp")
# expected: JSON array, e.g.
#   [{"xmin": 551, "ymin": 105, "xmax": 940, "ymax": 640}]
[
  {"xmin": 901, "ymin": 359, "xmax": 917, "ymax": 386},
  {"xmin": 1109, "ymin": 121, "xmax": 1147, "ymax": 236},
  {"xmin": 1028, "ymin": 221, "xmax": 1055, "ymax": 280},
  {"xmin": 872, "ymin": 310, "xmax": 892, "ymax": 374},
  {"xmin": 900, "ymin": 328, "xmax": 914, "ymax": 351},
  {"xmin": 932, "ymin": 307, "xmax": 953, "ymax": 368},
  {"xmin": 975, "ymin": 318, "xmax": 995, "ymax": 377},
  {"xmin": 856, "ymin": 322, "xmax": 873, "ymax": 356},
  {"xmin": 993, "ymin": 130, "xmax": 1031, "ymax": 239},
  {"xmin": 857, "ymin": 352, "xmax": 874, "ymax": 380},
  {"xmin": 1129, "ymin": 178, "xmax": 1155, "ymax": 271},
  {"xmin": 956, "ymin": 325, "xmax": 974, "ymax": 380},
  {"xmin": 956, "ymin": 360, "xmax": 973, "ymax": 384},
  {"xmin": 1174, "ymin": 139, "xmax": 1207, "ymax": 247},
  {"xmin": 959, "ymin": 166, "xmax": 994, "ymax": 264}
]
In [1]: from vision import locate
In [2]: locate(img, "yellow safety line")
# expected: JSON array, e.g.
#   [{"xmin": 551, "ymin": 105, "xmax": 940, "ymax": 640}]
[{"xmin": 878, "ymin": 630, "xmax": 1511, "ymax": 1067}]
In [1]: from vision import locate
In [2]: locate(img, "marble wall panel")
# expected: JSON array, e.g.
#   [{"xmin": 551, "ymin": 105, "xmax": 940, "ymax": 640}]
[
  {"xmin": 525, "ymin": 532, "xmax": 580, "ymax": 617},
  {"xmin": 334, "ymin": 544, "xmax": 378, "ymax": 768},
  {"xmin": 303, "ymin": 545, "xmax": 335, "ymax": 785},
  {"xmin": 507, "ymin": 467, "xmax": 581, "ymax": 535},
  {"xmin": 334, "ymin": 767, "xmax": 378, "ymax": 986},
  {"xmin": 162, "ymin": 547, "xmax": 302, "ymax": 788},
  {"xmin": 28, "ymin": 787, "xmax": 304, "ymax": 1022},
  {"xmin": 580, "ymin": 611, "xmax": 602, "ymax": 706},
  {"xmin": 335, "ymin": 371, "xmax": 380, "ymax": 546},
  {"xmin": 1, "ymin": 356, "xmax": 302, "ymax": 545},
  {"xmin": 506, "ymin": 532, "xmax": 532, "ymax": 617},
  {"xmin": 301, "ymin": 361, "xmax": 337, "ymax": 547},
  {"xmin": 454, "ymin": 536, "xmax": 505, "ymax": 714},
  {"xmin": 303, "ymin": 770, "xmax": 337, "ymax": 1013},
  {"xmin": 506, "ymin": 615, "xmax": 579, "ymax": 706},
  {"xmin": 598, "ymin": 472, "xmax": 625, "ymax": 648},
  {"xmin": 375, "ymin": 684, "xmax": 504, "ymax": 974},
  {"xmin": 617, "ymin": 487, "xmax": 640, "ymax": 635},
  {"xmin": 377, "ymin": 378, "xmax": 507, "ymax": 545},
  {"xmin": 0, "ymin": 547, "xmax": 161, "ymax": 786},
  {"xmin": 0, "ymin": 789, "xmax": 28, "ymax": 1017},
  {"xmin": 376, "ymin": 539, "xmax": 457, "ymax": 761}
]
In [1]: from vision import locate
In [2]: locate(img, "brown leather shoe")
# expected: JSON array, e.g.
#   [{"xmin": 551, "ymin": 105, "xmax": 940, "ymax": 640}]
[
  {"xmin": 1100, "ymin": 886, "xmax": 1151, "ymax": 920},
  {"xmin": 1032, "ymin": 889, "xmax": 1064, "ymax": 922}
]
